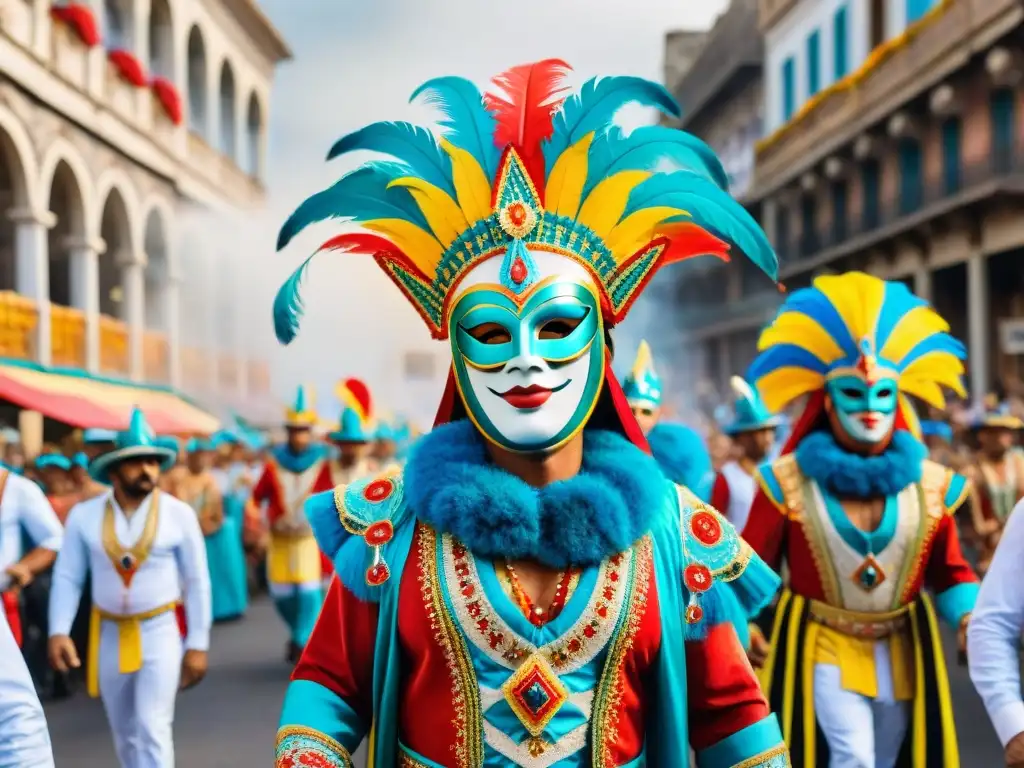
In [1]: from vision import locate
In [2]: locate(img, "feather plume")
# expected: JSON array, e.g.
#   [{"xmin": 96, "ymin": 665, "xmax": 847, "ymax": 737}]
[
  {"xmin": 604, "ymin": 206, "xmax": 688, "ymax": 257},
  {"xmin": 544, "ymin": 76, "xmax": 681, "ymax": 175},
  {"xmin": 362, "ymin": 219, "xmax": 444, "ymax": 278},
  {"xmin": 483, "ymin": 59, "xmax": 573, "ymax": 192},
  {"xmin": 327, "ymin": 121, "xmax": 455, "ymax": 198},
  {"xmin": 658, "ymin": 222, "xmax": 731, "ymax": 266},
  {"xmin": 411, "ymin": 76, "xmax": 500, "ymax": 180},
  {"xmin": 273, "ymin": 254, "xmax": 314, "ymax": 344},
  {"xmin": 318, "ymin": 232, "xmax": 398, "ymax": 256},
  {"xmin": 337, "ymin": 378, "xmax": 373, "ymax": 423},
  {"xmin": 277, "ymin": 163, "xmax": 427, "ymax": 251},
  {"xmin": 387, "ymin": 177, "xmax": 469, "ymax": 247},
  {"xmin": 730, "ymin": 376, "xmax": 755, "ymax": 403},
  {"xmin": 440, "ymin": 139, "xmax": 493, "ymax": 224},
  {"xmin": 576, "ymin": 170, "xmax": 651, "ymax": 238},
  {"xmin": 544, "ymin": 133, "xmax": 595, "ymax": 217},
  {"xmin": 631, "ymin": 340, "xmax": 654, "ymax": 379}
]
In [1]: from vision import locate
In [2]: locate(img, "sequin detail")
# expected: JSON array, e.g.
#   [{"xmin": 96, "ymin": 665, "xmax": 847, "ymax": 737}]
[
  {"xmin": 275, "ymin": 726, "xmax": 353, "ymax": 768},
  {"xmin": 732, "ymin": 743, "xmax": 791, "ymax": 767}
]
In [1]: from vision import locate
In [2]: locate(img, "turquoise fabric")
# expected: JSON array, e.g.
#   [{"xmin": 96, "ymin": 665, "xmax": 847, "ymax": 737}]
[
  {"xmin": 696, "ymin": 716, "xmax": 785, "ymax": 768},
  {"xmin": 935, "ymin": 582, "xmax": 979, "ymax": 628},
  {"xmin": 294, "ymin": 586, "xmax": 325, "ymax": 647},
  {"xmin": 821, "ymin": 490, "xmax": 898, "ymax": 557},
  {"xmin": 273, "ymin": 593, "xmax": 298, "ymax": 636},
  {"xmin": 270, "ymin": 444, "xmax": 329, "ymax": 474},
  {"xmin": 757, "ymin": 462, "xmax": 784, "ymax": 506},
  {"xmin": 944, "ymin": 472, "xmax": 968, "ymax": 509},
  {"xmin": 206, "ymin": 508, "xmax": 248, "ymax": 621},
  {"xmin": 280, "ymin": 680, "xmax": 366, "ymax": 756}
]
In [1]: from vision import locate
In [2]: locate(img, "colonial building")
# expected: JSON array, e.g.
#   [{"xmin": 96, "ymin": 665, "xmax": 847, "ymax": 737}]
[
  {"xmin": 744, "ymin": 0, "xmax": 1024, "ymax": 404},
  {"xmin": 0, "ymin": 0, "xmax": 287, "ymax": 434}
]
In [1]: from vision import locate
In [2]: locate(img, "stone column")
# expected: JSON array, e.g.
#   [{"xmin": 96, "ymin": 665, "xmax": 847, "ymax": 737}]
[
  {"xmin": 966, "ymin": 249, "xmax": 989, "ymax": 408},
  {"xmin": 913, "ymin": 262, "xmax": 932, "ymax": 302},
  {"xmin": 121, "ymin": 252, "xmax": 147, "ymax": 381},
  {"xmin": 165, "ymin": 275, "xmax": 182, "ymax": 388},
  {"xmin": 8, "ymin": 207, "xmax": 55, "ymax": 366},
  {"xmin": 66, "ymin": 235, "xmax": 103, "ymax": 372}
]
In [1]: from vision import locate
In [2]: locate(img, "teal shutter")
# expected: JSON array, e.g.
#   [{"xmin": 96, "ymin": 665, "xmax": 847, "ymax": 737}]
[
  {"xmin": 861, "ymin": 160, "xmax": 880, "ymax": 229},
  {"xmin": 831, "ymin": 181, "xmax": 848, "ymax": 242},
  {"xmin": 907, "ymin": 0, "xmax": 934, "ymax": 24},
  {"xmin": 990, "ymin": 88, "xmax": 1016, "ymax": 171},
  {"xmin": 782, "ymin": 58, "xmax": 796, "ymax": 121},
  {"xmin": 941, "ymin": 118, "xmax": 961, "ymax": 194},
  {"xmin": 833, "ymin": 7, "xmax": 848, "ymax": 80},
  {"xmin": 898, "ymin": 139, "xmax": 923, "ymax": 214},
  {"xmin": 807, "ymin": 31, "xmax": 821, "ymax": 96}
]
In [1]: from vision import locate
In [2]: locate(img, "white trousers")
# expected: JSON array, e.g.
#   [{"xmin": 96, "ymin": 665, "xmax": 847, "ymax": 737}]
[
  {"xmin": 98, "ymin": 612, "xmax": 182, "ymax": 768},
  {"xmin": 814, "ymin": 662, "xmax": 909, "ymax": 768}
]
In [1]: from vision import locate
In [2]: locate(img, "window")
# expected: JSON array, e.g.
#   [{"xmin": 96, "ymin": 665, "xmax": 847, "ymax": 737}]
[
  {"xmin": 906, "ymin": 0, "xmax": 934, "ymax": 24},
  {"xmin": 833, "ymin": 6, "xmax": 849, "ymax": 80},
  {"xmin": 807, "ymin": 31, "xmax": 821, "ymax": 96},
  {"xmin": 774, "ymin": 204, "xmax": 790, "ymax": 259},
  {"xmin": 941, "ymin": 118, "xmax": 962, "ymax": 194},
  {"xmin": 782, "ymin": 58, "xmax": 796, "ymax": 122},
  {"xmin": 898, "ymin": 139, "xmax": 923, "ymax": 214},
  {"xmin": 861, "ymin": 160, "xmax": 880, "ymax": 229},
  {"xmin": 990, "ymin": 88, "xmax": 1016, "ymax": 172},
  {"xmin": 800, "ymin": 195, "xmax": 818, "ymax": 256},
  {"xmin": 830, "ymin": 181, "xmax": 848, "ymax": 242},
  {"xmin": 870, "ymin": 0, "xmax": 886, "ymax": 50}
]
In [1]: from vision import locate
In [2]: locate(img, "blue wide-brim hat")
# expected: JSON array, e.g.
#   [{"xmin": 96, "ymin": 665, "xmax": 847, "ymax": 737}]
[
  {"xmin": 83, "ymin": 427, "xmax": 118, "ymax": 445},
  {"xmin": 723, "ymin": 376, "xmax": 782, "ymax": 435},
  {"xmin": 328, "ymin": 406, "xmax": 371, "ymax": 443},
  {"xmin": 89, "ymin": 408, "xmax": 178, "ymax": 483},
  {"xmin": 920, "ymin": 420, "xmax": 954, "ymax": 443},
  {"xmin": 36, "ymin": 454, "xmax": 72, "ymax": 472}
]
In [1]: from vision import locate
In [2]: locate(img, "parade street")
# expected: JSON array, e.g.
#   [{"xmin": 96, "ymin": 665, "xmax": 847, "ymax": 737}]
[{"xmin": 39, "ymin": 593, "xmax": 1002, "ymax": 767}]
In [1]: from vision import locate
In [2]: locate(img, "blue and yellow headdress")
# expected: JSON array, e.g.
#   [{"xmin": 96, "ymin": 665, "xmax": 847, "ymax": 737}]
[
  {"xmin": 330, "ymin": 378, "xmax": 373, "ymax": 443},
  {"xmin": 622, "ymin": 340, "xmax": 662, "ymax": 409},
  {"xmin": 285, "ymin": 385, "xmax": 318, "ymax": 428},
  {"xmin": 748, "ymin": 272, "xmax": 966, "ymax": 428},
  {"xmin": 724, "ymin": 376, "xmax": 780, "ymax": 435},
  {"xmin": 273, "ymin": 59, "xmax": 777, "ymax": 343}
]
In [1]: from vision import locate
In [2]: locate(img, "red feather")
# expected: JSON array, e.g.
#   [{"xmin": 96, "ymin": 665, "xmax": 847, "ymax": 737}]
[
  {"xmin": 658, "ymin": 222, "xmax": 731, "ymax": 265},
  {"xmin": 483, "ymin": 59, "xmax": 573, "ymax": 192},
  {"xmin": 318, "ymin": 232, "xmax": 431, "ymax": 282},
  {"xmin": 339, "ymin": 378, "xmax": 373, "ymax": 422}
]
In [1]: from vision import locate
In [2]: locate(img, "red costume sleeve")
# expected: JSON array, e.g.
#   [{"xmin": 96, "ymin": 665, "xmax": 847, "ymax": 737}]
[
  {"xmin": 924, "ymin": 514, "xmax": 979, "ymax": 593},
  {"xmin": 252, "ymin": 463, "xmax": 273, "ymax": 505},
  {"xmin": 292, "ymin": 576, "xmax": 379, "ymax": 724},
  {"xmin": 710, "ymin": 473, "xmax": 730, "ymax": 514},
  {"xmin": 741, "ymin": 489, "xmax": 787, "ymax": 571},
  {"xmin": 686, "ymin": 622, "xmax": 772, "ymax": 750}
]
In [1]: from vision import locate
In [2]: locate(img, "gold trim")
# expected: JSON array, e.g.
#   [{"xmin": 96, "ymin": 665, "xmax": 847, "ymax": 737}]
[
  {"xmin": 501, "ymin": 653, "xmax": 569, "ymax": 737},
  {"xmin": 102, "ymin": 492, "xmax": 161, "ymax": 587},
  {"xmin": 808, "ymin": 599, "xmax": 910, "ymax": 640},
  {"xmin": 896, "ymin": 464, "xmax": 947, "ymax": 605},
  {"xmin": 732, "ymin": 743, "xmax": 791, "ymax": 768},
  {"xmin": 275, "ymin": 725, "xmax": 353, "ymax": 768}
]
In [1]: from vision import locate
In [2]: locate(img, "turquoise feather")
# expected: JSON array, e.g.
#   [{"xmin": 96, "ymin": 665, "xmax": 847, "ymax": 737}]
[
  {"xmin": 626, "ymin": 172, "xmax": 778, "ymax": 280},
  {"xmin": 273, "ymin": 254, "xmax": 313, "ymax": 344},
  {"xmin": 327, "ymin": 120, "xmax": 455, "ymax": 198},
  {"xmin": 411, "ymin": 76, "xmax": 500, "ymax": 181},
  {"xmin": 873, "ymin": 281, "xmax": 929, "ymax": 352},
  {"xmin": 543, "ymin": 76, "xmax": 681, "ymax": 174},
  {"xmin": 277, "ymin": 163, "xmax": 429, "ymax": 251},
  {"xmin": 583, "ymin": 126, "xmax": 729, "ymax": 198}
]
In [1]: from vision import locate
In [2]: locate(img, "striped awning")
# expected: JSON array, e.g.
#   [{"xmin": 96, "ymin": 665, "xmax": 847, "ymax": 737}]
[{"xmin": 0, "ymin": 365, "xmax": 220, "ymax": 434}]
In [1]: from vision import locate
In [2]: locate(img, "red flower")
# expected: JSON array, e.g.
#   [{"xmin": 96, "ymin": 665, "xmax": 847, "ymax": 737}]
[
  {"xmin": 150, "ymin": 77, "xmax": 183, "ymax": 125},
  {"xmin": 298, "ymin": 752, "xmax": 334, "ymax": 768},
  {"xmin": 50, "ymin": 3, "xmax": 100, "ymax": 47},
  {"xmin": 108, "ymin": 49, "xmax": 147, "ymax": 88}
]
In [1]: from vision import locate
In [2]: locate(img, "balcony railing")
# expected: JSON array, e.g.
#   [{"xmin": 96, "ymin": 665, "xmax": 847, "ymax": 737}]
[
  {"xmin": 51, "ymin": 305, "xmax": 86, "ymax": 368},
  {"xmin": 99, "ymin": 316, "xmax": 129, "ymax": 375},
  {"xmin": 0, "ymin": 293, "xmax": 37, "ymax": 360},
  {"xmin": 143, "ymin": 330, "xmax": 169, "ymax": 382}
]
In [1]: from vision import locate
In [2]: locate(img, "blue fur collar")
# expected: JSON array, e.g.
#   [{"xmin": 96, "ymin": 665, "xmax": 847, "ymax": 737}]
[
  {"xmin": 795, "ymin": 430, "xmax": 927, "ymax": 498},
  {"xmin": 270, "ymin": 443, "xmax": 328, "ymax": 474},
  {"xmin": 647, "ymin": 422, "xmax": 714, "ymax": 502},
  {"xmin": 404, "ymin": 420, "xmax": 667, "ymax": 568}
]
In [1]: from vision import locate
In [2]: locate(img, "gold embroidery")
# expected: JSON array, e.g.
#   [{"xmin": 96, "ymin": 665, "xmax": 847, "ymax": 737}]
[
  {"xmin": 896, "ymin": 463, "xmax": 947, "ymax": 605},
  {"xmin": 102, "ymin": 493, "xmax": 161, "ymax": 588},
  {"xmin": 275, "ymin": 725, "xmax": 353, "ymax": 768},
  {"xmin": 731, "ymin": 743, "xmax": 791, "ymax": 767}
]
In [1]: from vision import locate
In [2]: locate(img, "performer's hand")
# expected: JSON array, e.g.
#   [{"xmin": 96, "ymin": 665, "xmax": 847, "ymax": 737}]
[
  {"xmin": 48, "ymin": 635, "xmax": 80, "ymax": 672},
  {"xmin": 1005, "ymin": 731, "xmax": 1024, "ymax": 766},
  {"xmin": 179, "ymin": 650, "xmax": 208, "ymax": 690},
  {"xmin": 5, "ymin": 562, "xmax": 33, "ymax": 592},
  {"xmin": 747, "ymin": 624, "xmax": 770, "ymax": 669}
]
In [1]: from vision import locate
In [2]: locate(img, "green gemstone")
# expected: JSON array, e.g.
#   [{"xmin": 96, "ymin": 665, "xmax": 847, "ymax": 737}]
[{"xmin": 860, "ymin": 566, "xmax": 878, "ymax": 587}]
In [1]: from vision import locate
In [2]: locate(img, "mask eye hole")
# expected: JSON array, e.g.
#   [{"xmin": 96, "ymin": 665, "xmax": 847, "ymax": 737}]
[
  {"xmin": 876, "ymin": 387, "xmax": 894, "ymax": 398},
  {"xmin": 638, "ymin": 408, "xmax": 654, "ymax": 417},
  {"xmin": 840, "ymin": 387, "xmax": 862, "ymax": 399},
  {"xmin": 465, "ymin": 322, "xmax": 511, "ymax": 345},
  {"xmin": 538, "ymin": 317, "xmax": 583, "ymax": 340}
]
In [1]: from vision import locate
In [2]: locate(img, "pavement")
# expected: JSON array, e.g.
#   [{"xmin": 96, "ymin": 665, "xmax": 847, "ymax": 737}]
[{"xmin": 42, "ymin": 595, "xmax": 1003, "ymax": 767}]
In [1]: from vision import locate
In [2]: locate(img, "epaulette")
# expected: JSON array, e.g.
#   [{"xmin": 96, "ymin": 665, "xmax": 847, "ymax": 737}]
[
  {"xmin": 920, "ymin": 460, "xmax": 969, "ymax": 517},
  {"xmin": 304, "ymin": 469, "xmax": 411, "ymax": 602},
  {"xmin": 754, "ymin": 457, "xmax": 789, "ymax": 512}
]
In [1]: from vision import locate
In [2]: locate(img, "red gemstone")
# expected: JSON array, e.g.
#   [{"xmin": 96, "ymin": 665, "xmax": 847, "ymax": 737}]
[
  {"xmin": 690, "ymin": 510, "xmax": 722, "ymax": 546},
  {"xmin": 508, "ymin": 203, "xmax": 527, "ymax": 225},
  {"xmin": 510, "ymin": 256, "xmax": 527, "ymax": 284},
  {"xmin": 363, "ymin": 478, "xmax": 394, "ymax": 502},
  {"xmin": 468, "ymin": 601, "xmax": 481, "ymax": 617},
  {"xmin": 603, "ymin": 587, "xmax": 614, "ymax": 600},
  {"xmin": 489, "ymin": 632, "xmax": 504, "ymax": 649},
  {"xmin": 685, "ymin": 603, "xmax": 704, "ymax": 624},
  {"xmin": 461, "ymin": 584, "xmax": 475, "ymax": 597},
  {"xmin": 684, "ymin": 563, "xmax": 713, "ymax": 593},
  {"xmin": 583, "ymin": 625, "xmax": 595, "ymax": 638},
  {"xmin": 609, "ymin": 572, "xmax": 619, "ymax": 582},
  {"xmin": 596, "ymin": 604, "xmax": 608, "ymax": 618},
  {"xmin": 568, "ymin": 638, "xmax": 581, "ymax": 653},
  {"xmin": 478, "ymin": 618, "xmax": 489, "ymax": 631},
  {"xmin": 363, "ymin": 520, "xmax": 394, "ymax": 546},
  {"xmin": 365, "ymin": 562, "xmax": 390, "ymax": 586}
]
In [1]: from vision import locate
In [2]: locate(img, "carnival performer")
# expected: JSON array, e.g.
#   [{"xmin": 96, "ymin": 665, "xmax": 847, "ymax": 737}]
[
  {"xmin": 743, "ymin": 271, "xmax": 978, "ymax": 766},
  {"xmin": 965, "ymin": 398, "xmax": 1024, "ymax": 574},
  {"xmin": 623, "ymin": 340, "xmax": 716, "ymax": 500},
  {"xmin": 920, "ymin": 419, "xmax": 957, "ymax": 468},
  {"xmin": 48, "ymin": 408, "xmax": 211, "ymax": 768},
  {"xmin": 711, "ymin": 376, "xmax": 780, "ymax": 533},
  {"xmin": 250, "ymin": 386, "xmax": 332, "ymax": 661},
  {"xmin": 328, "ymin": 379, "xmax": 374, "ymax": 486},
  {"xmin": 271, "ymin": 60, "xmax": 787, "ymax": 767},
  {"xmin": 36, "ymin": 454, "xmax": 79, "ymax": 523},
  {"xmin": 968, "ymin": 495, "xmax": 1024, "ymax": 767},
  {"xmin": 0, "ymin": 457, "xmax": 63, "ymax": 649},
  {"xmin": 76, "ymin": 428, "xmax": 117, "ymax": 497},
  {"xmin": 0, "ymin": 608, "xmax": 55, "ymax": 767}
]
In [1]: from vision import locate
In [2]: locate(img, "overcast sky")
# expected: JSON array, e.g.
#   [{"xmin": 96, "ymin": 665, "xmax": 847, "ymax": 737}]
[{"xmin": 241, "ymin": 0, "xmax": 728, "ymax": 425}]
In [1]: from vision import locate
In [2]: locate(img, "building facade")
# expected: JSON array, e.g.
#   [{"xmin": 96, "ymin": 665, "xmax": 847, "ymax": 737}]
[{"xmin": 0, "ymin": 0, "xmax": 287, "ymax": 425}]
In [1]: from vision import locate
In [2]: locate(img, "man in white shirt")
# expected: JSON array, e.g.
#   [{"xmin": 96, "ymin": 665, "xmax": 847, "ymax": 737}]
[
  {"xmin": 0, "ymin": 608, "xmax": 54, "ymax": 767},
  {"xmin": 969, "ymin": 496, "xmax": 1024, "ymax": 767},
  {"xmin": 0, "ymin": 468, "xmax": 64, "ymax": 648},
  {"xmin": 48, "ymin": 408, "xmax": 212, "ymax": 768}
]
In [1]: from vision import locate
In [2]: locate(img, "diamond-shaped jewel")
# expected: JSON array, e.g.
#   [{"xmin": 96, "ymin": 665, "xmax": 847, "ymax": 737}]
[
  {"xmin": 851, "ymin": 554, "xmax": 886, "ymax": 593},
  {"xmin": 502, "ymin": 654, "xmax": 569, "ymax": 737}
]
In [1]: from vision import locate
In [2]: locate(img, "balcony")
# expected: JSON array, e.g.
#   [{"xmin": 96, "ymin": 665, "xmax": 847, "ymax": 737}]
[
  {"xmin": 753, "ymin": 0, "xmax": 1023, "ymax": 198},
  {"xmin": 780, "ymin": 146, "xmax": 1024, "ymax": 278},
  {"xmin": 143, "ymin": 331, "xmax": 169, "ymax": 382},
  {"xmin": 99, "ymin": 316, "xmax": 129, "ymax": 376},
  {"xmin": 186, "ymin": 132, "xmax": 264, "ymax": 207},
  {"xmin": 0, "ymin": 293, "xmax": 37, "ymax": 359},
  {"xmin": 51, "ymin": 306, "xmax": 86, "ymax": 368}
]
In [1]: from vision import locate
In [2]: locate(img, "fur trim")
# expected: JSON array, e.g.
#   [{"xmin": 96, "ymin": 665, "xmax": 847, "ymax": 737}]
[
  {"xmin": 647, "ymin": 422, "xmax": 713, "ymax": 499},
  {"xmin": 795, "ymin": 430, "xmax": 927, "ymax": 498},
  {"xmin": 404, "ymin": 420, "xmax": 668, "ymax": 568}
]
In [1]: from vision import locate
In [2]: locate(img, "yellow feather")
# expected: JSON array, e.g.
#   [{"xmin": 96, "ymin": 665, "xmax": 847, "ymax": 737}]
[
  {"xmin": 901, "ymin": 352, "xmax": 967, "ymax": 398},
  {"xmin": 878, "ymin": 305, "xmax": 950, "ymax": 365},
  {"xmin": 900, "ymin": 379, "xmax": 946, "ymax": 410},
  {"xmin": 898, "ymin": 394, "xmax": 923, "ymax": 439},
  {"xmin": 605, "ymin": 207, "xmax": 687, "ymax": 261},
  {"xmin": 576, "ymin": 171, "xmax": 651, "ymax": 239},
  {"xmin": 814, "ymin": 272, "xmax": 886, "ymax": 345},
  {"xmin": 631, "ymin": 340, "xmax": 655, "ymax": 379},
  {"xmin": 440, "ymin": 139, "xmax": 492, "ymax": 225},
  {"xmin": 753, "ymin": 367, "xmax": 824, "ymax": 413},
  {"xmin": 758, "ymin": 312, "xmax": 846, "ymax": 365},
  {"xmin": 544, "ymin": 133, "xmax": 595, "ymax": 218},
  {"xmin": 363, "ymin": 219, "xmax": 443, "ymax": 279},
  {"xmin": 387, "ymin": 177, "xmax": 467, "ymax": 249}
]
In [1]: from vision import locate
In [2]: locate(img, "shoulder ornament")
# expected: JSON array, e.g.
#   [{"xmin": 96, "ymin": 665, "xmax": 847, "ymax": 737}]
[{"xmin": 333, "ymin": 469, "xmax": 408, "ymax": 588}]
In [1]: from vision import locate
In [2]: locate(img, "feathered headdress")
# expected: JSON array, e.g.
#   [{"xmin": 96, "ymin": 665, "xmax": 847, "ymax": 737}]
[
  {"xmin": 335, "ymin": 378, "xmax": 372, "ymax": 425},
  {"xmin": 274, "ymin": 59, "xmax": 778, "ymax": 341},
  {"xmin": 285, "ymin": 385, "xmax": 319, "ymax": 427},
  {"xmin": 748, "ymin": 272, "xmax": 966, "ymax": 426},
  {"xmin": 622, "ymin": 339, "xmax": 662, "ymax": 408},
  {"xmin": 723, "ymin": 376, "xmax": 780, "ymax": 435}
]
